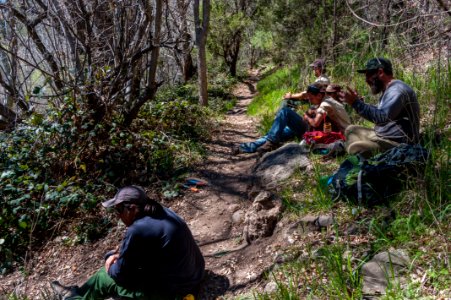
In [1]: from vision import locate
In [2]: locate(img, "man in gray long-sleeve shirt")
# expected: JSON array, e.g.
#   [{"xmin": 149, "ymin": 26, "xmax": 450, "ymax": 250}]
[{"xmin": 341, "ymin": 57, "xmax": 420, "ymax": 158}]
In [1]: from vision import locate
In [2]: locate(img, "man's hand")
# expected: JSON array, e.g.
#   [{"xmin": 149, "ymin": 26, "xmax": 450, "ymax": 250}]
[
  {"xmin": 339, "ymin": 87, "xmax": 361, "ymax": 105},
  {"xmin": 105, "ymin": 254, "xmax": 119, "ymax": 272},
  {"xmin": 284, "ymin": 92, "xmax": 293, "ymax": 99}
]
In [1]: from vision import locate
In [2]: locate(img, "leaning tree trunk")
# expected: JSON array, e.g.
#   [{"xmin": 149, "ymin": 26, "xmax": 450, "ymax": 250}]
[{"xmin": 194, "ymin": 0, "xmax": 210, "ymax": 106}]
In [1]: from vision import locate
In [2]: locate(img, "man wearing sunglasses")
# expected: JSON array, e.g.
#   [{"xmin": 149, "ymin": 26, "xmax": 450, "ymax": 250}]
[
  {"xmin": 52, "ymin": 186, "xmax": 205, "ymax": 300},
  {"xmin": 236, "ymin": 82, "xmax": 349, "ymax": 154},
  {"xmin": 340, "ymin": 58, "xmax": 420, "ymax": 158}
]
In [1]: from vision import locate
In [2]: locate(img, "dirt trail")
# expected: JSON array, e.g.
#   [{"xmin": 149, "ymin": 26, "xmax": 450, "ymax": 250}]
[
  {"xmin": 0, "ymin": 71, "xmax": 273, "ymax": 299},
  {"xmin": 171, "ymin": 70, "xmax": 277, "ymax": 298}
]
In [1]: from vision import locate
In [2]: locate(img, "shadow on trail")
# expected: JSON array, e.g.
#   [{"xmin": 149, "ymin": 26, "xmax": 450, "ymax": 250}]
[
  {"xmin": 198, "ymin": 270, "xmax": 230, "ymax": 300},
  {"xmin": 197, "ymin": 169, "xmax": 255, "ymax": 199},
  {"xmin": 242, "ymin": 82, "xmax": 256, "ymax": 95},
  {"xmin": 234, "ymin": 95, "xmax": 254, "ymax": 101},
  {"xmin": 217, "ymin": 128, "xmax": 259, "ymax": 141}
]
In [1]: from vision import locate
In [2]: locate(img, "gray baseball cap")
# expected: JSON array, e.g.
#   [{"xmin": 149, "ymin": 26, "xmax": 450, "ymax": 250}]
[{"xmin": 102, "ymin": 186, "xmax": 148, "ymax": 208}]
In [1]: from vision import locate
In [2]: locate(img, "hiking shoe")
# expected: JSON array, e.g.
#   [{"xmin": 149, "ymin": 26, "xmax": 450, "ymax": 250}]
[
  {"xmin": 322, "ymin": 140, "xmax": 346, "ymax": 160},
  {"xmin": 231, "ymin": 145, "xmax": 243, "ymax": 155},
  {"xmin": 51, "ymin": 281, "xmax": 80, "ymax": 300},
  {"xmin": 256, "ymin": 140, "xmax": 279, "ymax": 154}
]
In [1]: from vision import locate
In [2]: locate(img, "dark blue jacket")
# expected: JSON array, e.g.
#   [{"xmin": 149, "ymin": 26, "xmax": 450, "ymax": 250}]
[{"xmin": 108, "ymin": 207, "xmax": 205, "ymax": 295}]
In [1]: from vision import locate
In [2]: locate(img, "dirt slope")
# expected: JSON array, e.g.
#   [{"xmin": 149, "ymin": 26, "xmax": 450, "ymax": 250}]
[{"xmin": 0, "ymin": 71, "xmax": 277, "ymax": 299}]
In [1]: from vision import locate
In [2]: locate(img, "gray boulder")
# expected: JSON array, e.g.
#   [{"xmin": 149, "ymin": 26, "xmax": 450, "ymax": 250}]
[
  {"xmin": 253, "ymin": 143, "xmax": 311, "ymax": 189},
  {"xmin": 361, "ymin": 249, "xmax": 411, "ymax": 297}
]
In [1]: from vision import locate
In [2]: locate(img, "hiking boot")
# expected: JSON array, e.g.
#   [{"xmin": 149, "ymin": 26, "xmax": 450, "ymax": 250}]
[
  {"xmin": 231, "ymin": 145, "xmax": 243, "ymax": 155},
  {"xmin": 256, "ymin": 140, "xmax": 279, "ymax": 154},
  {"xmin": 321, "ymin": 141, "xmax": 346, "ymax": 161},
  {"xmin": 51, "ymin": 281, "xmax": 80, "ymax": 300}
]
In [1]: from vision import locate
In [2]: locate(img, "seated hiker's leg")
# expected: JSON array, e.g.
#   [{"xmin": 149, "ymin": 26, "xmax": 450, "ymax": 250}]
[
  {"xmin": 280, "ymin": 127, "xmax": 295, "ymax": 141},
  {"xmin": 370, "ymin": 135, "xmax": 399, "ymax": 153},
  {"xmin": 345, "ymin": 125, "xmax": 379, "ymax": 158},
  {"xmin": 346, "ymin": 125, "xmax": 399, "ymax": 158},
  {"xmin": 267, "ymin": 108, "xmax": 307, "ymax": 143},
  {"xmin": 345, "ymin": 125, "xmax": 373, "ymax": 144},
  {"xmin": 346, "ymin": 141, "xmax": 380, "ymax": 159},
  {"xmin": 66, "ymin": 267, "xmax": 149, "ymax": 300},
  {"xmin": 239, "ymin": 136, "xmax": 268, "ymax": 153}
]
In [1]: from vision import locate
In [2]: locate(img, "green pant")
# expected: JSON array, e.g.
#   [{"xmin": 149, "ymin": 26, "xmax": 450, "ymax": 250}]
[{"xmin": 66, "ymin": 268, "xmax": 179, "ymax": 300}]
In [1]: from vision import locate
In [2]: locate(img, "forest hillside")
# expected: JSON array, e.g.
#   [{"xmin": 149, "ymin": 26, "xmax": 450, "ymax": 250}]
[{"xmin": 0, "ymin": 0, "xmax": 449, "ymax": 299}]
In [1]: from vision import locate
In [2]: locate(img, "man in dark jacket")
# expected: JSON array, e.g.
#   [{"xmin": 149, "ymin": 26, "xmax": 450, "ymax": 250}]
[
  {"xmin": 341, "ymin": 58, "xmax": 420, "ymax": 158},
  {"xmin": 52, "ymin": 186, "xmax": 205, "ymax": 300}
]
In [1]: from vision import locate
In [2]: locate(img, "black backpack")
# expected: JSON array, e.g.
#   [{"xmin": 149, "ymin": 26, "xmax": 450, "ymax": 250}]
[{"xmin": 331, "ymin": 144, "xmax": 429, "ymax": 206}]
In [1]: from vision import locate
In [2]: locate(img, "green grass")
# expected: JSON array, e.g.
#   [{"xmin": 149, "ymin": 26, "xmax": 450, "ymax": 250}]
[
  {"xmin": 247, "ymin": 58, "xmax": 450, "ymax": 299},
  {"xmin": 248, "ymin": 67, "xmax": 303, "ymax": 117}
]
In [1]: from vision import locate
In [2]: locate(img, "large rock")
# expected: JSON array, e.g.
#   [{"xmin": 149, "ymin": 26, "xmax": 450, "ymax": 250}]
[
  {"xmin": 243, "ymin": 191, "xmax": 283, "ymax": 241},
  {"xmin": 253, "ymin": 143, "xmax": 311, "ymax": 189},
  {"xmin": 361, "ymin": 249, "xmax": 411, "ymax": 298}
]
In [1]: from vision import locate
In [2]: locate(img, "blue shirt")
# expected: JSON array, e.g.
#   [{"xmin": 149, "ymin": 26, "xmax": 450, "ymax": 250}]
[{"xmin": 108, "ymin": 207, "xmax": 205, "ymax": 294}]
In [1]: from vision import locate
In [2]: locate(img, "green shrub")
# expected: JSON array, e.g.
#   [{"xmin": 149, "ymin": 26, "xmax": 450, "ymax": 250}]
[{"xmin": 0, "ymin": 94, "xmax": 215, "ymax": 273}]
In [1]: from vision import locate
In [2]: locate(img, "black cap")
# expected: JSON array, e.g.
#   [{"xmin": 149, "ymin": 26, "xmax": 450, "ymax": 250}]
[
  {"xmin": 357, "ymin": 58, "xmax": 393, "ymax": 74},
  {"xmin": 102, "ymin": 186, "xmax": 148, "ymax": 208},
  {"xmin": 307, "ymin": 84, "xmax": 323, "ymax": 95}
]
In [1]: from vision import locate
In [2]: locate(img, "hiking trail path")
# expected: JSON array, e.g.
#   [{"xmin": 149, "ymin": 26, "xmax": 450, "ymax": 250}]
[{"xmin": 174, "ymin": 69, "xmax": 278, "ymax": 298}]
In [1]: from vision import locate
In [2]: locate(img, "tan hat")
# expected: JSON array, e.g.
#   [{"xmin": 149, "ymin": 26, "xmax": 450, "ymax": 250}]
[
  {"xmin": 309, "ymin": 58, "xmax": 325, "ymax": 69},
  {"xmin": 325, "ymin": 84, "xmax": 341, "ymax": 93}
]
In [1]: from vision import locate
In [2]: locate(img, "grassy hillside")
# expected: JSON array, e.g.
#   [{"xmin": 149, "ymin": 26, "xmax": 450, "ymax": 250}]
[{"xmin": 246, "ymin": 61, "xmax": 450, "ymax": 299}]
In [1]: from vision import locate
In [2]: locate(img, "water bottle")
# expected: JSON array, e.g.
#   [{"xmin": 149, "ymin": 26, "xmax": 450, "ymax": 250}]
[{"xmin": 323, "ymin": 122, "xmax": 332, "ymax": 133}]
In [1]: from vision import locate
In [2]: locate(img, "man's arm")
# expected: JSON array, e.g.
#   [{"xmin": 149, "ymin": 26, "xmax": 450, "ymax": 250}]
[
  {"xmin": 352, "ymin": 88, "xmax": 405, "ymax": 124},
  {"xmin": 341, "ymin": 86, "xmax": 404, "ymax": 125},
  {"xmin": 107, "ymin": 231, "xmax": 137, "ymax": 286},
  {"xmin": 285, "ymin": 91, "xmax": 308, "ymax": 100},
  {"xmin": 105, "ymin": 253, "xmax": 119, "ymax": 273},
  {"xmin": 304, "ymin": 111, "xmax": 324, "ymax": 128}
]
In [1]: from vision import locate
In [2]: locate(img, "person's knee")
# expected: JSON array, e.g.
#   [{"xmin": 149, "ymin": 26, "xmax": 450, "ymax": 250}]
[
  {"xmin": 346, "ymin": 141, "xmax": 377, "ymax": 158},
  {"xmin": 345, "ymin": 124, "xmax": 362, "ymax": 137},
  {"xmin": 276, "ymin": 107, "xmax": 291, "ymax": 118},
  {"xmin": 345, "ymin": 125, "xmax": 354, "ymax": 137}
]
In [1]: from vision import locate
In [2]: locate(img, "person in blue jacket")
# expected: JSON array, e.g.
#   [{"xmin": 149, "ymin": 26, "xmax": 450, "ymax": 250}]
[
  {"xmin": 341, "ymin": 58, "xmax": 420, "ymax": 158},
  {"xmin": 52, "ymin": 186, "xmax": 205, "ymax": 300}
]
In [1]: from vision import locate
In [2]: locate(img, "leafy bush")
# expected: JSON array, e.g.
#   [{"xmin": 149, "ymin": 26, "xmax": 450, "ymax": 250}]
[{"xmin": 0, "ymin": 93, "xmax": 215, "ymax": 273}]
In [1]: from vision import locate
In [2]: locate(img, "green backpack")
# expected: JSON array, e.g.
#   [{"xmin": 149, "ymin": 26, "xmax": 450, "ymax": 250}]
[{"xmin": 331, "ymin": 144, "xmax": 429, "ymax": 206}]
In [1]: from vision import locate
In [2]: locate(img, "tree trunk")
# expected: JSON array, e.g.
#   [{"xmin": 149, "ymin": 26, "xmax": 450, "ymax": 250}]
[
  {"xmin": 0, "ymin": 101, "xmax": 18, "ymax": 126},
  {"xmin": 123, "ymin": 0, "xmax": 163, "ymax": 127},
  {"xmin": 332, "ymin": 0, "xmax": 338, "ymax": 63},
  {"xmin": 229, "ymin": 39, "xmax": 240, "ymax": 77},
  {"xmin": 177, "ymin": 0, "xmax": 195, "ymax": 83},
  {"xmin": 194, "ymin": 0, "xmax": 210, "ymax": 106}
]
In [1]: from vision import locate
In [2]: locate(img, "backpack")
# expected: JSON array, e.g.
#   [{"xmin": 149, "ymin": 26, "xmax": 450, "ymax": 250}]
[
  {"xmin": 330, "ymin": 144, "xmax": 429, "ymax": 206},
  {"xmin": 303, "ymin": 131, "xmax": 345, "ymax": 145}
]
